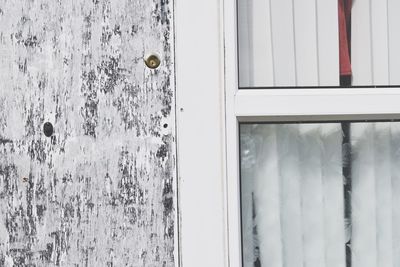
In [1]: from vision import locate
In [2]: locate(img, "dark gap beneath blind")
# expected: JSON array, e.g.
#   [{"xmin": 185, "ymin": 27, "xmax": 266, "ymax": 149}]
[{"xmin": 341, "ymin": 63, "xmax": 352, "ymax": 267}]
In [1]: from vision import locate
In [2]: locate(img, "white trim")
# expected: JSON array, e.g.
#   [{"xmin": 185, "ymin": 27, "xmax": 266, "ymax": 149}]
[
  {"xmin": 175, "ymin": 0, "xmax": 228, "ymax": 266},
  {"xmin": 224, "ymin": 0, "xmax": 242, "ymax": 266},
  {"xmin": 235, "ymin": 88, "xmax": 400, "ymax": 118}
]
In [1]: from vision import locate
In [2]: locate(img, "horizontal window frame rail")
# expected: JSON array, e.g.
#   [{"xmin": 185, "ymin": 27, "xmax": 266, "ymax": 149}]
[{"xmin": 235, "ymin": 88, "xmax": 400, "ymax": 120}]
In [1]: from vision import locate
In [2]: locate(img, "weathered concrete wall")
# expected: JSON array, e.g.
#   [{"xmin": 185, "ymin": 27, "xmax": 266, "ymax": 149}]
[{"xmin": 0, "ymin": 0, "xmax": 175, "ymax": 266}]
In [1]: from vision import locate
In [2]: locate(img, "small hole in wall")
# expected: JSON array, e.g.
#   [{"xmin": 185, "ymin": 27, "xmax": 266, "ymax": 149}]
[
  {"xmin": 163, "ymin": 123, "xmax": 168, "ymax": 129},
  {"xmin": 43, "ymin": 122, "xmax": 54, "ymax": 137}
]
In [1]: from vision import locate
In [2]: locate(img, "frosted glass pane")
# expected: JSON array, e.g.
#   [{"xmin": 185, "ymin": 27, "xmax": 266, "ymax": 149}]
[{"xmin": 240, "ymin": 122, "xmax": 400, "ymax": 267}]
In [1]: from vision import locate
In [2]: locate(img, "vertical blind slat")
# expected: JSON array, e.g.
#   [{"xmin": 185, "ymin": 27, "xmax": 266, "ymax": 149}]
[
  {"xmin": 390, "ymin": 124, "xmax": 400, "ymax": 266},
  {"xmin": 351, "ymin": 0, "xmax": 373, "ymax": 85},
  {"xmin": 370, "ymin": 0, "xmax": 389, "ymax": 85},
  {"xmin": 299, "ymin": 125, "xmax": 326, "ymax": 267},
  {"xmin": 387, "ymin": 0, "xmax": 400, "ymax": 85},
  {"xmin": 317, "ymin": 0, "xmax": 339, "ymax": 86},
  {"xmin": 240, "ymin": 126, "xmax": 257, "ymax": 267},
  {"xmin": 374, "ymin": 123, "xmax": 393, "ymax": 267},
  {"xmin": 238, "ymin": 0, "xmax": 275, "ymax": 87},
  {"xmin": 293, "ymin": 0, "xmax": 319, "ymax": 86},
  {"xmin": 250, "ymin": 0, "xmax": 274, "ymax": 87},
  {"xmin": 270, "ymin": 0, "xmax": 297, "ymax": 86},
  {"xmin": 351, "ymin": 124, "xmax": 378, "ymax": 267},
  {"xmin": 238, "ymin": 0, "xmax": 251, "ymax": 87},
  {"xmin": 277, "ymin": 125, "xmax": 304, "ymax": 267},
  {"xmin": 254, "ymin": 125, "xmax": 283, "ymax": 267},
  {"xmin": 321, "ymin": 125, "xmax": 346, "ymax": 267}
]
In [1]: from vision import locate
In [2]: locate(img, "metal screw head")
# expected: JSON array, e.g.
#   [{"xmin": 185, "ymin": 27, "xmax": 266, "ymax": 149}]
[{"xmin": 144, "ymin": 54, "xmax": 161, "ymax": 69}]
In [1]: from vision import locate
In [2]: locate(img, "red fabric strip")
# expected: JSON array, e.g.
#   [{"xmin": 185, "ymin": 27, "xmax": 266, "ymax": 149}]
[{"xmin": 339, "ymin": 0, "xmax": 352, "ymax": 76}]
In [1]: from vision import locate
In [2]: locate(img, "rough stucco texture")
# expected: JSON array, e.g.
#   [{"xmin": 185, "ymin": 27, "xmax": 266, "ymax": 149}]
[{"xmin": 0, "ymin": 0, "xmax": 175, "ymax": 266}]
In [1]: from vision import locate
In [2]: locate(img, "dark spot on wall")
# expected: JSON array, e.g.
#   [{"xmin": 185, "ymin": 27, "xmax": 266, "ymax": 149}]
[
  {"xmin": 36, "ymin": 205, "xmax": 46, "ymax": 221},
  {"xmin": 167, "ymin": 224, "xmax": 174, "ymax": 238},
  {"xmin": 0, "ymin": 164, "xmax": 18, "ymax": 196},
  {"xmin": 38, "ymin": 75, "xmax": 48, "ymax": 91},
  {"xmin": 84, "ymin": 13, "xmax": 92, "ymax": 24},
  {"xmin": 25, "ymin": 174, "xmax": 37, "ymax": 236},
  {"xmin": 113, "ymin": 25, "xmax": 121, "ymax": 36},
  {"xmin": 18, "ymin": 58, "xmax": 27, "ymax": 73},
  {"xmin": 125, "ymin": 206, "xmax": 137, "ymax": 224},
  {"xmin": 156, "ymin": 144, "xmax": 168, "ymax": 159},
  {"xmin": 62, "ymin": 172, "xmax": 73, "ymax": 184},
  {"xmin": 86, "ymin": 201, "xmax": 95, "ymax": 211},
  {"xmin": 82, "ymin": 31, "xmax": 92, "ymax": 45},
  {"xmin": 16, "ymin": 35, "xmax": 39, "ymax": 48},
  {"xmin": 50, "ymin": 230, "xmax": 71, "ymax": 265},
  {"xmin": 160, "ymin": 77, "xmax": 173, "ymax": 117},
  {"xmin": 62, "ymin": 202, "xmax": 74, "ymax": 220},
  {"xmin": 39, "ymin": 243, "xmax": 54, "ymax": 262},
  {"xmin": 101, "ymin": 26, "xmax": 112, "ymax": 45},
  {"xmin": 0, "ymin": 137, "xmax": 12, "ymax": 145},
  {"xmin": 8, "ymin": 248, "xmax": 30, "ymax": 266},
  {"xmin": 24, "ymin": 104, "xmax": 37, "ymax": 137},
  {"xmin": 98, "ymin": 56, "xmax": 122, "ymax": 94},
  {"xmin": 131, "ymin": 25, "xmax": 138, "ymax": 35},
  {"xmin": 20, "ymin": 16, "xmax": 29, "ymax": 24},
  {"xmin": 27, "ymin": 139, "xmax": 47, "ymax": 163},
  {"xmin": 83, "ymin": 14, "xmax": 92, "ymax": 45},
  {"xmin": 162, "ymin": 180, "xmax": 173, "ymax": 196},
  {"xmin": 163, "ymin": 197, "xmax": 172, "ymax": 218},
  {"xmin": 81, "ymin": 70, "xmax": 99, "ymax": 137},
  {"xmin": 153, "ymin": 0, "xmax": 170, "ymax": 25}
]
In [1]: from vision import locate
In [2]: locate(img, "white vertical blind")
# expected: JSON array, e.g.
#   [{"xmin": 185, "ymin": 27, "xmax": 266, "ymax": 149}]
[
  {"xmin": 240, "ymin": 125, "xmax": 257, "ymax": 267},
  {"xmin": 351, "ymin": 124, "xmax": 378, "ymax": 267},
  {"xmin": 374, "ymin": 123, "xmax": 393, "ymax": 266},
  {"xmin": 293, "ymin": 0, "xmax": 319, "ymax": 85},
  {"xmin": 269, "ymin": 0, "xmax": 297, "ymax": 86},
  {"xmin": 320, "ymin": 124, "xmax": 346, "ymax": 267},
  {"xmin": 351, "ymin": 122, "xmax": 400, "ymax": 267},
  {"xmin": 253, "ymin": 125, "xmax": 283, "ymax": 266},
  {"xmin": 241, "ymin": 124, "xmax": 346, "ymax": 267},
  {"xmin": 276, "ymin": 125, "xmax": 303, "ymax": 267},
  {"xmin": 238, "ymin": 0, "xmax": 274, "ymax": 87},
  {"xmin": 317, "ymin": 0, "xmax": 340, "ymax": 86},
  {"xmin": 238, "ymin": 0, "xmax": 339, "ymax": 87},
  {"xmin": 239, "ymin": 0, "xmax": 400, "ymax": 87},
  {"xmin": 370, "ymin": 0, "xmax": 389, "ymax": 84},
  {"xmin": 391, "ymin": 124, "xmax": 400, "ymax": 265},
  {"xmin": 298, "ymin": 125, "xmax": 327, "ymax": 267},
  {"xmin": 241, "ymin": 122, "xmax": 400, "ymax": 266},
  {"xmin": 387, "ymin": 0, "xmax": 400, "ymax": 85},
  {"xmin": 352, "ymin": 0, "xmax": 400, "ymax": 85}
]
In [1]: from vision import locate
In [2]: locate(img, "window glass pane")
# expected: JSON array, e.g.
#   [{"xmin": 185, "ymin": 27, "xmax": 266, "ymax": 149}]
[
  {"xmin": 237, "ymin": 0, "xmax": 400, "ymax": 88},
  {"xmin": 240, "ymin": 122, "xmax": 400, "ymax": 266}
]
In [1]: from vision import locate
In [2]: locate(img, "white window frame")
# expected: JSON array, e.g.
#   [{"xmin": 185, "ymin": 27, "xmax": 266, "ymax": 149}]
[
  {"xmin": 225, "ymin": 0, "xmax": 400, "ymax": 266},
  {"xmin": 176, "ymin": 0, "xmax": 400, "ymax": 266}
]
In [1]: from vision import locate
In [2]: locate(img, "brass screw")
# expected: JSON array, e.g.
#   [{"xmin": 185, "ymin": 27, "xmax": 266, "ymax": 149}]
[{"xmin": 144, "ymin": 54, "xmax": 161, "ymax": 69}]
